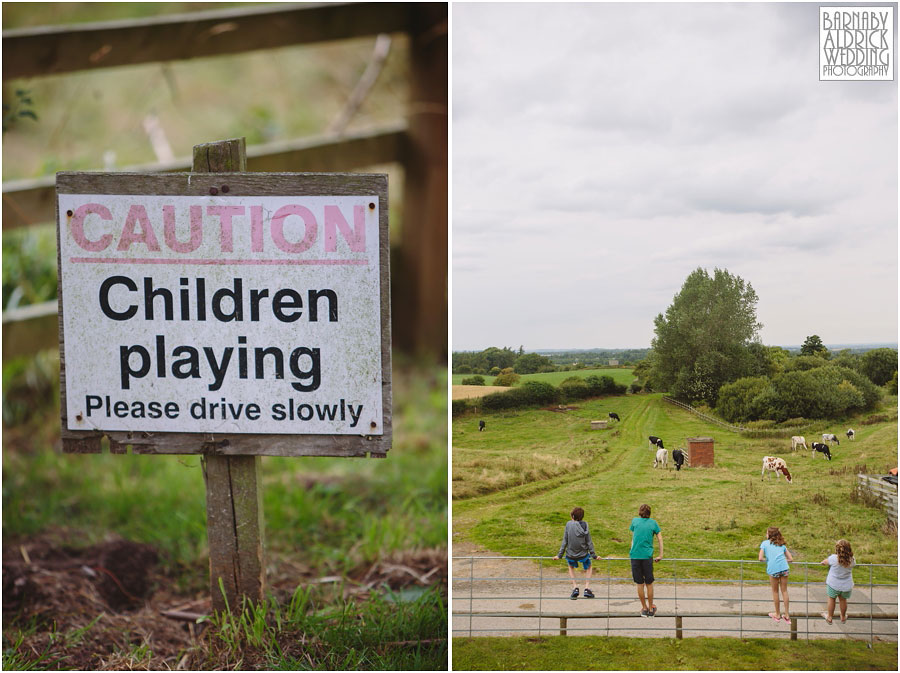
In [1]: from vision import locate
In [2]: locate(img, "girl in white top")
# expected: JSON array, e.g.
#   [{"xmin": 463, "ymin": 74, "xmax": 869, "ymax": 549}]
[{"xmin": 820, "ymin": 539, "xmax": 855, "ymax": 624}]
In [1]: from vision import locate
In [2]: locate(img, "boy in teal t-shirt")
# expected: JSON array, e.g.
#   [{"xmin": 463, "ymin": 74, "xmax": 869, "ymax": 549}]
[{"xmin": 629, "ymin": 503, "xmax": 663, "ymax": 617}]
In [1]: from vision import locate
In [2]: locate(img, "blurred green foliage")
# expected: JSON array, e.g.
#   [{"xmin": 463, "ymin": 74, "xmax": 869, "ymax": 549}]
[{"xmin": 2, "ymin": 224, "xmax": 57, "ymax": 309}]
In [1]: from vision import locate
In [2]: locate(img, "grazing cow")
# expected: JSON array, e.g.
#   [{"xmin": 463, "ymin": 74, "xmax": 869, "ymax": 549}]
[
  {"xmin": 846, "ymin": 429, "xmax": 855, "ymax": 441},
  {"xmin": 672, "ymin": 448, "xmax": 688, "ymax": 471},
  {"xmin": 653, "ymin": 448, "xmax": 668, "ymax": 469},
  {"xmin": 790, "ymin": 436, "xmax": 807, "ymax": 452},
  {"xmin": 810, "ymin": 442, "xmax": 832, "ymax": 460},
  {"xmin": 478, "ymin": 420, "xmax": 485, "ymax": 432},
  {"xmin": 822, "ymin": 433, "xmax": 840, "ymax": 446},
  {"xmin": 762, "ymin": 456, "xmax": 793, "ymax": 483},
  {"xmin": 648, "ymin": 436, "xmax": 664, "ymax": 450},
  {"xmin": 609, "ymin": 412, "xmax": 620, "ymax": 422}
]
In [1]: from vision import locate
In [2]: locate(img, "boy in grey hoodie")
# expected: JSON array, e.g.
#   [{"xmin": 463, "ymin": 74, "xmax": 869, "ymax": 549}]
[{"xmin": 552, "ymin": 506, "xmax": 597, "ymax": 599}]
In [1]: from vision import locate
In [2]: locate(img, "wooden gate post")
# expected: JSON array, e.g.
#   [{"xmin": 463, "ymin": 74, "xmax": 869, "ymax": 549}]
[
  {"xmin": 397, "ymin": 3, "xmax": 447, "ymax": 357},
  {"xmin": 192, "ymin": 137, "xmax": 266, "ymax": 613}
]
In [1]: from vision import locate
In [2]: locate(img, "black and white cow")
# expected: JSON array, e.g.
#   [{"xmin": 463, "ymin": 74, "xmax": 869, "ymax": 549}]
[
  {"xmin": 648, "ymin": 436, "xmax": 664, "ymax": 450},
  {"xmin": 672, "ymin": 448, "xmax": 688, "ymax": 471},
  {"xmin": 811, "ymin": 442, "xmax": 832, "ymax": 460},
  {"xmin": 609, "ymin": 412, "xmax": 620, "ymax": 422},
  {"xmin": 478, "ymin": 420, "xmax": 485, "ymax": 432},
  {"xmin": 846, "ymin": 429, "xmax": 855, "ymax": 441},
  {"xmin": 822, "ymin": 433, "xmax": 840, "ymax": 446}
]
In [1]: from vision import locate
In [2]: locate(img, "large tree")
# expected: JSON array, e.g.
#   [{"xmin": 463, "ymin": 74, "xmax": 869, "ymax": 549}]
[{"xmin": 651, "ymin": 267, "xmax": 761, "ymax": 404}]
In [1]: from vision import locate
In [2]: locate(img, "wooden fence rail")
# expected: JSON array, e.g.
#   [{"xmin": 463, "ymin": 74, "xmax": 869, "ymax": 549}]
[
  {"xmin": 857, "ymin": 474, "xmax": 899, "ymax": 523},
  {"xmin": 2, "ymin": 2, "xmax": 411, "ymax": 80},
  {"xmin": 2, "ymin": 124, "xmax": 406, "ymax": 231},
  {"xmin": 662, "ymin": 396, "xmax": 747, "ymax": 432}
]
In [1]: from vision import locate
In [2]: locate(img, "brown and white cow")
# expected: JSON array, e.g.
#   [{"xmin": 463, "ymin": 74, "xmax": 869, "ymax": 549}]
[{"xmin": 761, "ymin": 456, "xmax": 793, "ymax": 483}]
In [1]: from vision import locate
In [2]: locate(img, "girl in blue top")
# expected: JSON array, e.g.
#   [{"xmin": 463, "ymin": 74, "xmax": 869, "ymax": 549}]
[{"xmin": 758, "ymin": 526, "xmax": 793, "ymax": 623}]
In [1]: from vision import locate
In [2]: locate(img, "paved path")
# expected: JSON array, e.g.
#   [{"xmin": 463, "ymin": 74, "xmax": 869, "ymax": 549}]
[{"xmin": 451, "ymin": 548, "xmax": 897, "ymax": 642}]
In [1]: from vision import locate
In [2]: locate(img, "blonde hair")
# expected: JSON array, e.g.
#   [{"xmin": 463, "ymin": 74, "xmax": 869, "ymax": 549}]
[
  {"xmin": 767, "ymin": 526, "xmax": 785, "ymax": 547},
  {"xmin": 836, "ymin": 539, "xmax": 854, "ymax": 567}
]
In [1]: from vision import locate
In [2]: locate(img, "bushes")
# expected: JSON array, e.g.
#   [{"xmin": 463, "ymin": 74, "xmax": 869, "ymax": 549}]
[
  {"xmin": 451, "ymin": 398, "xmax": 470, "ymax": 418},
  {"xmin": 715, "ymin": 365, "xmax": 881, "ymax": 423},
  {"xmin": 493, "ymin": 368, "xmax": 520, "ymax": 387},
  {"xmin": 481, "ymin": 381, "xmax": 560, "ymax": 411},
  {"xmin": 460, "ymin": 375, "xmax": 485, "ymax": 386},
  {"xmin": 559, "ymin": 376, "xmax": 590, "ymax": 401}
]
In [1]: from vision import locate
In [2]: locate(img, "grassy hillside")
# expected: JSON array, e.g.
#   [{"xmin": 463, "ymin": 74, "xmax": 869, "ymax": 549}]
[
  {"xmin": 453, "ymin": 393, "xmax": 897, "ymax": 582},
  {"xmin": 452, "ymin": 368, "xmax": 635, "ymax": 387}
]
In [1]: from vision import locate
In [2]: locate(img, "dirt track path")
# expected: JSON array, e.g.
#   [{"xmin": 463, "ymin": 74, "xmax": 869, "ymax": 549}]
[{"xmin": 451, "ymin": 543, "xmax": 898, "ymax": 642}]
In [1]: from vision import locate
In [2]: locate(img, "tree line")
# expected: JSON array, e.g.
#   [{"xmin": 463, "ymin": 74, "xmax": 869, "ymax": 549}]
[{"xmin": 452, "ymin": 346, "xmax": 642, "ymax": 376}]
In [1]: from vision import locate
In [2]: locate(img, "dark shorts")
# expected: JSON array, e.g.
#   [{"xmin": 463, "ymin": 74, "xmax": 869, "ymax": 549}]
[
  {"xmin": 566, "ymin": 555, "xmax": 591, "ymax": 570},
  {"xmin": 631, "ymin": 558, "xmax": 654, "ymax": 584}
]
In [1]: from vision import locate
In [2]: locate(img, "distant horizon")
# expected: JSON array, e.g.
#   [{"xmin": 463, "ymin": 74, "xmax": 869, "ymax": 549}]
[{"xmin": 453, "ymin": 342, "xmax": 899, "ymax": 354}]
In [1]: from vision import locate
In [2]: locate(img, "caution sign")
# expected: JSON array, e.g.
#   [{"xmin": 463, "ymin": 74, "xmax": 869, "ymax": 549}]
[{"xmin": 56, "ymin": 173, "xmax": 390, "ymax": 453}]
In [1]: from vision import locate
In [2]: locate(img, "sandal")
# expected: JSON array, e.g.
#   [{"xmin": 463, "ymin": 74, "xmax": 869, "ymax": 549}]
[
  {"xmin": 768, "ymin": 612, "xmax": 781, "ymax": 622},
  {"xmin": 782, "ymin": 615, "xmax": 791, "ymax": 622},
  {"xmin": 820, "ymin": 612, "xmax": 833, "ymax": 624}
]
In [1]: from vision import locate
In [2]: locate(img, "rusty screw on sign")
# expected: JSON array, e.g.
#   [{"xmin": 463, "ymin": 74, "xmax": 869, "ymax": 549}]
[
  {"xmin": 221, "ymin": 185, "xmax": 230, "ymax": 193},
  {"xmin": 209, "ymin": 187, "xmax": 218, "ymax": 195},
  {"xmin": 66, "ymin": 210, "xmax": 74, "ymax": 217},
  {"xmin": 368, "ymin": 202, "xmax": 376, "ymax": 210}
]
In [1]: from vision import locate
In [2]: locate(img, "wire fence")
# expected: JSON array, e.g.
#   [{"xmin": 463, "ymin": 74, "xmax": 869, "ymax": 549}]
[{"xmin": 452, "ymin": 556, "xmax": 898, "ymax": 644}]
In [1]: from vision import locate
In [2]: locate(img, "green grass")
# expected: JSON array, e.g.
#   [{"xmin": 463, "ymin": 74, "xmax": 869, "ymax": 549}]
[
  {"xmin": 452, "ymin": 636, "xmax": 898, "ymax": 670},
  {"xmin": 452, "ymin": 368, "xmax": 635, "ymax": 387},
  {"xmin": 453, "ymin": 393, "xmax": 898, "ymax": 582},
  {"xmin": 202, "ymin": 585, "xmax": 446, "ymax": 670}
]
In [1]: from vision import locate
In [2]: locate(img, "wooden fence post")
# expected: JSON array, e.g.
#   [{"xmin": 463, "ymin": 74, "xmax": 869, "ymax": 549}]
[
  {"xmin": 192, "ymin": 138, "xmax": 266, "ymax": 613},
  {"xmin": 397, "ymin": 3, "xmax": 447, "ymax": 357},
  {"xmin": 560, "ymin": 616, "xmax": 567, "ymax": 636}
]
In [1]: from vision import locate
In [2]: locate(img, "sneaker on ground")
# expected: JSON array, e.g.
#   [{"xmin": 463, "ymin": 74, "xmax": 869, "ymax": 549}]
[
  {"xmin": 640, "ymin": 609, "xmax": 650, "ymax": 618},
  {"xmin": 570, "ymin": 588, "xmax": 579, "ymax": 600},
  {"xmin": 649, "ymin": 605, "xmax": 657, "ymax": 617},
  {"xmin": 583, "ymin": 588, "xmax": 595, "ymax": 598}
]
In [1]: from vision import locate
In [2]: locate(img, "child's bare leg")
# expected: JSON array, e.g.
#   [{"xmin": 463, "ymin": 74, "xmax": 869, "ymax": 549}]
[
  {"xmin": 584, "ymin": 565, "xmax": 593, "ymax": 589},
  {"xmin": 636, "ymin": 583, "xmax": 648, "ymax": 610},
  {"xmin": 769, "ymin": 576, "xmax": 781, "ymax": 617},
  {"xmin": 567, "ymin": 564, "xmax": 577, "ymax": 589},
  {"xmin": 838, "ymin": 596, "xmax": 848, "ymax": 622},
  {"xmin": 780, "ymin": 576, "xmax": 790, "ymax": 619},
  {"xmin": 826, "ymin": 596, "xmax": 836, "ymax": 620},
  {"xmin": 647, "ymin": 581, "xmax": 655, "ymax": 609}
]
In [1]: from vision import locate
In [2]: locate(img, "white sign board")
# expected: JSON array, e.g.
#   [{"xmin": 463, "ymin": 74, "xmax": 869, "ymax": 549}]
[{"xmin": 58, "ymin": 186, "xmax": 385, "ymax": 438}]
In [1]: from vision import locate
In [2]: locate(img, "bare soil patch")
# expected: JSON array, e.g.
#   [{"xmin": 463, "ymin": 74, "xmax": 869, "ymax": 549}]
[{"xmin": 3, "ymin": 530, "xmax": 446, "ymax": 670}]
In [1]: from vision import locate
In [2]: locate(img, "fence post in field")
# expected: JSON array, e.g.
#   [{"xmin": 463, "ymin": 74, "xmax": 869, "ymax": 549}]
[{"xmin": 192, "ymin": 138, "xmax": 266, "ymax": 613}]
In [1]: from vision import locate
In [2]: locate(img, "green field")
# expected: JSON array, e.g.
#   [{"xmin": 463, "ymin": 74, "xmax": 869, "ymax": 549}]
[
  {"xmin": 452, "ymin": 636, "xmax": 898, "ymax": 670},
  {"xmin": 452, "ymin": 368, "xmax": 635, "ymax": 387},
  {"xmin": 453, "ymin": 392, "xmax": 898, "ymax": 582}
]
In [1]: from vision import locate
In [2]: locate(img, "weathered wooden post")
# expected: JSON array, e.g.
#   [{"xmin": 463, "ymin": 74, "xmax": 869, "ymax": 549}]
[
  {"xmin": 191, "ymin": 138, "xmax": 264, "ymax": 611},
  {"xmin": 397, "ymin": 3, "xmax": 447, "ymax": 357},
  {"xmin": 675, "ymin": 615, "xmax": 683, "ymax": 639},
  {"xmin": 56, "ymin": 141, "xmax": 392, "ymax": 613}
]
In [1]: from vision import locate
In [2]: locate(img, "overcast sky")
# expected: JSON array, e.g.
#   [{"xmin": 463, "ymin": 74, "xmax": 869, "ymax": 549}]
[{"xmin": 452, "ymin": 2, "xmax": 898, "ymax": 351}]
